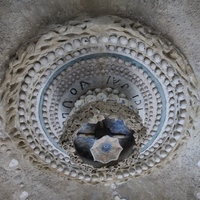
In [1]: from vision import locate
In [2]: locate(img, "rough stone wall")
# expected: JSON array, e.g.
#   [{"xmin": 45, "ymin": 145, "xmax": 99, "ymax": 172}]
[{"xmin": 0, "ymin": 1, "xmax": 200, "ymax": 200}]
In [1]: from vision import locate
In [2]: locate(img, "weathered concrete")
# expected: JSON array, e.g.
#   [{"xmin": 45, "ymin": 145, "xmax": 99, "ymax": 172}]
[{"xmin": 0, "ymin": 0, "xmax": 200, "ymax": 200}]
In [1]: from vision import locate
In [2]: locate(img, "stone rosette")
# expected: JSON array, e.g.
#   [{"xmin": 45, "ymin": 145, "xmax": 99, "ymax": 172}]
[{"xmin": 1, "ymin": 16, "xmax": 198, "ymax": 183}]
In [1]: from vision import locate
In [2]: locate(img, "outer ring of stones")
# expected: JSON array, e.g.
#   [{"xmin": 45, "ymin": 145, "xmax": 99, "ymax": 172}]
[{"xmin": 3, "ymin": 16, "xmax": 197, "ymax": 183}]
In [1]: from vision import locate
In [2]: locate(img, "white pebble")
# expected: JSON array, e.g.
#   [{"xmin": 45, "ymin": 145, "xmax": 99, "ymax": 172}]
[
  {"xmin": 119, "ymin": 36, "xmax": 128, "ymax": 45},
  {"xmin": 154, "ymin": 54, "xmax": 161, "ymax": 63},
  {"xmin": 73, "ymin": 39, "xmax": 81, "ymax": 48},
  {"xmin": 90, "ymin": 36, "xmax": 97, "ymax": 44},
  {"xmin": 146, "ymin": 48, "xmax": 153, "ymax": 56},
  {"xmin": 167, "ymin": 67, "xmax": 174, "ymax": 77},
  {"xmin": 101, "ymin": 36, "xmax": 109, "ymax": 43},
  {"xmin": 19, "ymin": 191, "xmax": 29, "ymax": 200},
  {"xmin": 136, "ymin": 167, "xmax": 142, "ymax": 174},
  {"xmin": 147, "ymin": 160, "xmax": 154, "ymax": 167},
  {"xmin": 114, "ymin": 196, "xmax": 120, "ymax": 200},
  {"xmin": 47, "ymin": 52, "xmax": 55, "ymax": 60},
  {"xmin": 165, "ymin": 145, "xmax": 172, "ymax": 152},
  {"xmin": 56, "ymin": 48, "xmax": 64, "ymax": 56},
  {"xmin": 9, "ymin": 159, "xmax": 19, "ymax": 168},
  {"xmin": 174, "ymin": 131, "xmax": 181, "ymax": 140},
  {"xmin": 81, "ymin": 37, "xmax": 89, "ymax": 45},
  {"xmin": 110, "ymin": 35, "xmax": 118, "ymax": 44},
  {"xmin": 130, "ymin": 50, "xmax": 136, "ymax": 57},
  {"xmin": 64, "ymin": 43, "xmax": 72, "ymax": 51},
  {"xmin": 33, "ymin": 62, "xmax": 41, "ymax": 71},
  {"xmin": 169, "ymin": 138, "xmax": 176, "ymax": 146},
  {"xmin": 40, "ymin": 56, "xmax": 48, "ymax": 64},
  {"xmin": 176, "ymin": 84, "xmax": 184, "ymax": 92},
  {"xmin": 138, "ymin": 42, "xmax": 145, "ymax": 51},
  {"xmin": 154, "ymin": 155, "xmax": 160, "ymax": 163},
  {"xmin": 141, "ymin": 164, "xmax": 148, "ymax": 170},
  {"xmin": 129, "ymin": 39, "xmax": 136, "ymax": 48}
]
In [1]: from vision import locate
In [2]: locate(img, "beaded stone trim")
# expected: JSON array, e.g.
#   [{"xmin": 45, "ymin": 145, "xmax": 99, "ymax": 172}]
[{"xmin": 2, "ymin": 16, "xmax": 198, "ymax": 183}]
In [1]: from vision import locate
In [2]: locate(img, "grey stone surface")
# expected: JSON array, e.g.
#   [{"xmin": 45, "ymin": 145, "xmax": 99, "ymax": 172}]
[{"xmin": 0, "ymin": 0, "xmax": 200, "ymax": 200}]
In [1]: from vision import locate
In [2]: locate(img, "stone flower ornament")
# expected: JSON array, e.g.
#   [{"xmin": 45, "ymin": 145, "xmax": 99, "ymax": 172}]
[{"xmin": 90, "ymin": 135, "xmax": 123, "ymax": 164}]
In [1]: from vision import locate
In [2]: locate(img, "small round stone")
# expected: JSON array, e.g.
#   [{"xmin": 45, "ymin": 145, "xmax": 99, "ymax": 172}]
[
  {"xmin": 138, "ymin": 42, "xmax": 145, "ymax": 51},
  {"xmin": 138, "ymin": 53, "xmax": 144, "ymax": 61},
  {"xmin": 123, "ymin": 170, "xmax": 129, "ymax": 177},
  {"xmin": 176, "ymin": 124, "xmax": 183, "ymax": 132},
  {"xmin": 34, "ymin": 147, "xmax": 40, "ymax": 154},
  {"xmin": 136, "ymin": 167, "xmax": 142, "ymax": 174},
  {"xmin": 101, "ymin": 36, "xmax": 109, "ymax": 43},
  {"xmin": 117, "ymin": 46, "xmax": 123, "ymax": 52},
  {"xmin": 19, "ymin": 191, "xmax": 29, "ymax": 200},
  {"xmin": 24, "ymin": 75, "xmax": 31, "ymax": 84},
  {"xmin": 33, "ymin": 62, "xmax": 41, "ymax": 71},
  {"xmin": 40, "ymin": 56, "xmax": 48, "ymax": 64},
  {"xmin": 30, "ymin": 142, "xmax": 36, "ymax": 148},
  {"xmin": 144, "ymin": 58, "xmax": 150, "ymax": 65},
  {"xmin": 64, "ymin": 168, "xmax": 70, "ymax": 175},
  {"xmin": 169, "ymin": 138, "xmax": 176, "ymax": 146},
  {"xmin": 150, "ymin": 63, "xmax": 156, "ymax": 70},
  {"xmin": 84, "ymin": 175, "xmax": 91, "ymax": 181},
  {"xmin": 81, "ymin": 37, "xmax": 89, "ymax": 45},
  {"xmin": 180, "ymin": 100, "xmax": 187, "ymax": 109},
  {"xmin": 154, "ymin": 54, "xmax": 161, "ymax": 63},
  {"xmin": 56, "ymin": 48, "xmax": 64, "ymax": 56},
  {"xmin": 174, "ymin": 131, "xmax": 181, "ymax": 140},
  {"xmin": 153, "ymin": 155, "xmax": 161, "ymax": 163},
  {"xmin": 147, "ymin": 160, "xmax": 154, "ymax": 167},
  {"xmin": 9, "ymin": 159, "xmax": 19, "ymax": 168},
  {"xmin": 90, "ymin": 36, "xmax": 97, "ymax": 44},
  {"xmin": 119, "ymin": 36, "xmax": 128, "ymax": 45},
  {"xmin": 77, "ymin": 173, "xmax": 84, "ymax": 180},
  {"xmin": 45, "ymin": 156, "xmax": 51, "ymax": 163},
  {"xmin": 57, "ymin": 165, "xmax": 64, "ymax": 172},
  {"xmin": 28, "ymin": 69, "xmax": 35, "ymax": 77},
  {"xmin": 146, "ymin": 48, "xmax": 153, "ymax": 56},
  {"xmin": 178, "ymin": 92, "xmax": 185, "ymax": 101},
  {"xmin": 141, "ymin": 164, "xmax": 148, "ymax": 170},
  {"xmin": 47, "ymin": 52, "xmax": 56, "ymax": 60},
  {"xmin": 176, "ymin": 84, "xmax": 184, "ymax": 92},
  {"xmin": 110, "ymin": 35, "xmax": 118, "ymax": 44},
  {"xmin": 116, "ymin": 172, "xmax": 123, "ymax": 179},
  {"xmin": 73, "ymin": 39, "xmax": 81, "ymax": 48},
  {"xmin": 51, "ymin": 161, "xmax": 57, "ymax": 168},
  {"xmin": 109, "ymin": 45, "xmax": 115, "ymax": 51},
  {"xmin": 165, "ymin": 145, "xmax": 172, "ymax": 152},
  {"xmin": 129, "ymin": 39, "xmax": 137, "ymax": 48},
  {"xmin": 64, "ymin": 43, "xmax": 72, "ymax": 51},
  {"xmin": 167, "ymin": 67, "xmax": 174, "ymax": 77},
  {"xmin": 114, "ymin": 196, "xmax": 120, "ymax": 200}
]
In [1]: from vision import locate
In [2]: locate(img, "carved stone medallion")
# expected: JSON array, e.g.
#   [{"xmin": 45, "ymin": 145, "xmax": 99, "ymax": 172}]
[{"xmin": 2, "ymin": 16, "xmax": 197, "ymax": 183}]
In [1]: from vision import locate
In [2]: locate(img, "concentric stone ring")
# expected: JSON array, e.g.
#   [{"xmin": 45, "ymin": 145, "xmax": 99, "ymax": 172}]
[
  {"xmin": 60, "ymin": 88, "xmax": 143, "ymax": 167},
  {"xmin": 2, "ymin": 15, "xmax": 197, "ymax": 183}
]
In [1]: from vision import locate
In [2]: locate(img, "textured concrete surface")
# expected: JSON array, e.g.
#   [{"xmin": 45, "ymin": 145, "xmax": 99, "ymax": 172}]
[{"xmin": 0, "ymin": 0, "xmax": 200, "ymax": 200}]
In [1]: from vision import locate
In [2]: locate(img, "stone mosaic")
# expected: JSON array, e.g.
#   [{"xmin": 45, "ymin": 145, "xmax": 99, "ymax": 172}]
[{"xmin": 1, "ymin": 16, "xmax": 198, "ymax": 184}]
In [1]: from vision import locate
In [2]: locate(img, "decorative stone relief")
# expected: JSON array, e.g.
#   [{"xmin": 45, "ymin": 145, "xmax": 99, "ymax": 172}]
[{"xmin": 1, "ymin": 15, "xmax": 198, "ymax": 183}]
